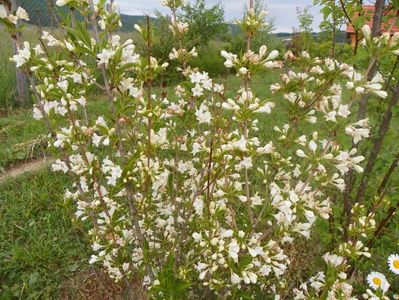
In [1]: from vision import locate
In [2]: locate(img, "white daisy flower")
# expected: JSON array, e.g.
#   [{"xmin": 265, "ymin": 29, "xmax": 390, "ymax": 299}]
[
  {"xmin": 388, "ymin": 254, "xmax": 399, "ymax": 275},
  {"xmin": 367, "ymin": 272, "xmax": 389, "ymax": 293}
]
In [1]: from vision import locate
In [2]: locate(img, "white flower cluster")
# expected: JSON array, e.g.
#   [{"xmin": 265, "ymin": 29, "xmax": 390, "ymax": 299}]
[
  {"xmin": 6, "ymin": 0, "xmax": 394, "ymax": 298},
  {"xmin": 0, "ymin": 5, "xmax": 29, "ymax": 24},
  {"xmin": 221, "ymin": 45, "xmax": 281, "ymax": 72}
]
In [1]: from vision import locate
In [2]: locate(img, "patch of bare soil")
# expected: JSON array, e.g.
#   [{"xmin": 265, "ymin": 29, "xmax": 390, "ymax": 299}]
[
  {"xmin": 60, "ymin": 268, "xmax": 123, "ymax": 300},
  {"xmin": 60, "ymin": 268, "xmax": 147, "ymax": 300},
  {"xmin": 0, "ymin": 157, "xmax": 54, "ymax": 183}
]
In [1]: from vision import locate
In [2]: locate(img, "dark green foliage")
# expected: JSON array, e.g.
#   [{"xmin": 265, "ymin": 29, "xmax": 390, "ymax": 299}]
[
  {"xmin": 148, "ymin": 254, "xmax": 191, "ymax": 299},
  {"xmin": 191, "ymin": 42, "xmax": 230, "ymax": 77},
  {"xmin": 180, "ymin": 0, "xmax": 226, "ymax": 47}
]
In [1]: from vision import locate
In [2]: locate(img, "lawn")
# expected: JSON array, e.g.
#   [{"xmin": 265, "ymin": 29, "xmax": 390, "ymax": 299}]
[{"xmin": 0, "ymin": 170, "xmax": 86, "ymax": 298}]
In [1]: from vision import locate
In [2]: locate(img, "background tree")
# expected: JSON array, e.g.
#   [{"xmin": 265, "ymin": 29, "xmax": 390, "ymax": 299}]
[
  {"xmin": 180, "ymin": 0, "xmax": 226, "ymax": 47},
  {"xmin": 292, "ymin": 5, "xmax": 315, "ymax": 52}
]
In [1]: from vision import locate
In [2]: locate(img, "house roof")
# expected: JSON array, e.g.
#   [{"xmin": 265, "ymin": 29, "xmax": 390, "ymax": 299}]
[{"xmin": 346, "ymin": 5, "xmax": 399, "ymax": 34}]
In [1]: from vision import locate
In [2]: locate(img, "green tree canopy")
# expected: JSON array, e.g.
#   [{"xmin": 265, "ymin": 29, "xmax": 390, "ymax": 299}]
[{"xmin": 179, "ymin": 0, "xmax": 226, "ymax": 46}]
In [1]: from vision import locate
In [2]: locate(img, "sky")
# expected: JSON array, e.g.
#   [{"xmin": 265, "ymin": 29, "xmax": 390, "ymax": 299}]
[{"xmin": 117, "ymin": 0, "xmax": 323, "ymax": 33}]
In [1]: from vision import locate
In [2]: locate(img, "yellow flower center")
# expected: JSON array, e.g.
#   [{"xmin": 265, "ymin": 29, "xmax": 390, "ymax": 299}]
[
  {"xmin": 372, "ymin": 277, "xmax": 382, "ymax": 286},
  {"xmin": 393, "ymin": 259, "xmax": 399, "ymax": 269}
]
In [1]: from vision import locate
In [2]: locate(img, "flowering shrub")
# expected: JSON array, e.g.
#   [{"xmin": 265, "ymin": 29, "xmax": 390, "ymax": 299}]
[{"xmin": 1, "ymin": 0, "xmax": 399, "ymax": 298}]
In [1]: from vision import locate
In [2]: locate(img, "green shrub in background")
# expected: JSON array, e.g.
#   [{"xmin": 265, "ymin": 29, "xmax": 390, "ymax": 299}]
[
  {"xmin": 310, "ymin": 40, "xmax": 354, "ymax": 61},
  {"xmin": 191, "ymin": 41, "xmax": 230, "ymax": 77}
]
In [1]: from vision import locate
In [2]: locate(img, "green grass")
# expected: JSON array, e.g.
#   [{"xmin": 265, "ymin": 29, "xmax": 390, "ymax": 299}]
[
  {"xmin": 0, "ymin": 109, "xmax": 47, "ymax": 170},
  {"xmin": 0, "ymin": 96, "xmax": 113, "ymax": 171},
  {"xmin": 0, "ymin": 169, "xmax": 89, "ymax": 299}
]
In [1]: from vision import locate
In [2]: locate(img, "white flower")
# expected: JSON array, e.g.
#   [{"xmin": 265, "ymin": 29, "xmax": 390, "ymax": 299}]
[
  {"xmin": 192, "ymin": 84, "xmax": 204, "ymax": 97},
  {"xmin": 96, "ymin": 116, "xmax": 108, "ymax": 128},
  {"xmin": 266, "ymin": 50, "xmax": 279, "ymax": 61},
  {"xmin": 231, "ymin": 272, "xmax": 241, "ymax": 284},
  {"xmin": 15, "ymin": 7, "xmax": 29, "ymax": 21},
  {"xmin": 97, "ymin": 49, "xmax": 115, "ymax": 67},
  {"xmin": 7, "ymin": 14, "xmax": 18, "ymax": 24},
  {"xmin": 32, "ymin": 106, "xmax": 42, "ymax": 120},
  {"xmin": 11, "ymin": 41, "xmax": 31, "ymax": 67},
  {"xmin": 193, "ymin": 198, "xmax": 204, "ymax": 216},
  {"xmin": 372, "ymin": 90, "xmax": 388, "ymax": 98},
  {"xmin": 239, "ymin": 67, "xmax": 248, "ymax": 75},
  {"xmin": 323, "ymin": 252, "xmax": 343, "ymax": 267},
  {"xmin": 57, "ymin": 80, "xmax": 69, "ymax": 93},
  {"xmin": 192, "ymin": 232, "xmax": 202, "ymax": 242},
  {"xmin": 362, "ymin": 25, "xmax": 371, "ymax": 40},
  {"xmin": 345, "ymin": 119, "xmax": 370, "ymax": 144},
  {"xmin": 133, "ymin": 23, "xmax": 142, "ymax": 34},
  {"xmin": 255, "ymin": 102, "xmax": 274, "ymax": 113},
  {"xmin": 309, "ymin": 140, "xmax": 317, "ymax": 153},
  {"xmin": 366, "ymin": 272, "xmax": 389, "ymax": 293},
  {"xmin": 259, "ymin": 45, "xmax": 267, "ymax": 57},
  {"xmin": 240, "ymin": 157, "xmax": 253, "ymax": 169},
  {"xmin": 0, "ymin": 5, "xmax": 7, "ymax": 19},
  {"xmin": 338, "ymin": 104, "xmax": 351, "ymax": 118},
  {"xmin": 195, "ymin": 103, "xmax": 212, "ymax": 124},
  {"xmin": 228, "ymin": 239, "xmax": 240, "ymax": 260},
  {"xmin": 56, "ymin": 0, "xmax": 72, "ymax": 6},
  {"xmin": 387, "ymin": 254, "xmax": 399, "ymax": 275},
  {"xmin": 296, "ymin": 149, "xmax": 307, "ymax": 158},
  {"xmin": 232, "ymin": 136, "xmax": 248, "ymax": 152},
  {"xmin": 52, "ymin": 159, "xmax": 68, "ymax": 173}
]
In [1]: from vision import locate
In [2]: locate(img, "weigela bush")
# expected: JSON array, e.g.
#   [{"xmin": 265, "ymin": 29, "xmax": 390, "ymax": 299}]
[{"xmin": 2, "ymin": 0, "xmax": 399, "ymax": 298}]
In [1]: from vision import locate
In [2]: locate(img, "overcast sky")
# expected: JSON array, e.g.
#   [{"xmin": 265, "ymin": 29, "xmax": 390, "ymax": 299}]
[{"xmin": 117, "ymin": 0, "xmax": 323, "ymax": 32}]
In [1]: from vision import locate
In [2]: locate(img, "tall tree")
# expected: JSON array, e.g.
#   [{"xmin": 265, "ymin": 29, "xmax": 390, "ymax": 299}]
[{"xmin": 180, "ymin": 0, "xmax": 226, "ymax": 46}]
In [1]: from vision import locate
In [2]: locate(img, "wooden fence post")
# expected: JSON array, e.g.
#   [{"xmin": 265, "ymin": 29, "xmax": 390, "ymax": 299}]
[{"xmin": 10, "ymin": 0, "xmax": 30, "ymax": 106}]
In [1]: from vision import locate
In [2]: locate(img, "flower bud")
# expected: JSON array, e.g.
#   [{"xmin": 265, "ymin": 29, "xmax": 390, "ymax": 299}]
[
  {"xmin": 362, "ymin": 25, "xmax": 371, "ymax": 40},
  {"xmin": 134, "ymin": 24, "xmax": 142, "ymax": 33}
]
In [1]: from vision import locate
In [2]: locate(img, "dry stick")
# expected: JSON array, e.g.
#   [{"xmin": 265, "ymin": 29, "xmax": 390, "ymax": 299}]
[
  {"xmin": 68, "ymin": 9, "xmax": 90, "ymax": 126},
  {"xmin": 342, "ymin": 0, "xmax": 385, "ymax": 237},
  {"xmin": 352, "ymin": 15, "xmax": 399, "ymax": 203},
  {"xmin": 331, "ymin": 0, "xmax": 336, "ymax": 58},
  {"xmin": 364, "ymin": 151, "xmax": 399, "ymax": 217},
  {"xmin": 339, "ymin": 0, "xmax": 361, "ymax": 55},
  {"xmin": 354, "ymin": 83, "xmax": 399, "ymax": 204},
  {"xmin": 244, "ymin": 0, "xmax": 254, "ymax": 229},
  {"xmin": 355, "ymin": 0, "xmax": 385, "ymax": 119},
  {"xmin": 368, "ymin": 201, "xmax": 399, "ymax": 249},
  {"xmin": 376, "ymin": 151, "xmax": 399, "ymax": 200},
  {"xmin": 339, "ymin": 0, "xmax": 353, "ymax": 25},
  {"xmin": 145, "ymin": 15, "xmax": 153, "ymax": 170},
  {"xmin": 9, "ymin": 0, "xmax": 30, "ymax": 106},
  {"xmin": 347, "ymin": 152, "xmax": 399, "ymax": 278},
  {"xmin": 349, "ymin": 199, "xmax": 399, "ymax": 278},
  {"xmin": 205, "ymin": 137, "xmax": 214, "ymax": 220},
  {"xmin": 87, "ymin": 0, "xmax": 154, "ymax": 282}
]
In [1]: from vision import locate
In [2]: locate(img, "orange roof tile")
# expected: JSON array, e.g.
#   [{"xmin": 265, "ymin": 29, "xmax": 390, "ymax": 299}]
[{"xmin": 346, "ymin": 5, "xmax": 399, "ymax": 34}]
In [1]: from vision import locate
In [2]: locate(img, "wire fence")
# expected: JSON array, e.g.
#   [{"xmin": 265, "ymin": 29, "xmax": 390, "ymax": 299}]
[{"xmin": 18, "ymin": 0, "xmax": 150, "ymax": 32}]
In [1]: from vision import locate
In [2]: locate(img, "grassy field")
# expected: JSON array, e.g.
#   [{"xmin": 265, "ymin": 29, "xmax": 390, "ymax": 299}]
[{"xmin": 0, "ymin": 170, "xmax": 85, "ymax": 298}]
